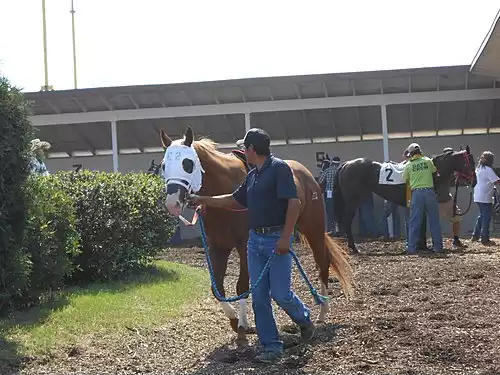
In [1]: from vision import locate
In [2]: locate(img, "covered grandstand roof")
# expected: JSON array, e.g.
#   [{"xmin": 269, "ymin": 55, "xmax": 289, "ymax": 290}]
[
  {"xmin": 471, "ymin": 8, "xmax": 500, "ymax": 79},
  {"xmin": 26, "ymin": 65, "xmax": 500, "ymax": 157}
]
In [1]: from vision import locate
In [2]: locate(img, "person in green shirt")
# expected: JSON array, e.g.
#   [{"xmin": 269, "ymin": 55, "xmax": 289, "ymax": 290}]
[{"xmin": 403, "ymin": 143, "xmax": 443, "ymax": 254}]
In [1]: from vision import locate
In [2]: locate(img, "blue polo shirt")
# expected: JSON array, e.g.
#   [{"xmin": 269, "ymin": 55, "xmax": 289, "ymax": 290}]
[{"xmin": 232, "ymin": 155, "xmax": 298, "ymax": 230}]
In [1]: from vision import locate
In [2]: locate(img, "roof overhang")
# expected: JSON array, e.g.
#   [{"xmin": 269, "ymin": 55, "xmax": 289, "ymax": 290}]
[
  {"xmin": 470, "ymin": 9, "xmax": 500, "ymax": 80},
  {"xmin": 28, "ymin": 88, "xmax": 500, "ymax": 126},
  {"xmin": 24, "ymin": 65, "xmax": 500, "ymax": 158}
]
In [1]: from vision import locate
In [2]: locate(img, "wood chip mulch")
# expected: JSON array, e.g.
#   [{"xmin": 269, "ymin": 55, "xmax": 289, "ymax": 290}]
[{"xmin": 13, "ymin": 237, "xmax": 500, "ymax": 375}]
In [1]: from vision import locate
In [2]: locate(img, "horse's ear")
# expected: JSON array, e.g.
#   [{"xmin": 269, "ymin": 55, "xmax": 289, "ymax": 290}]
[
  {"xmin": 184, "ymin": 126, "xmax": 194, "ymax": 147},
  {"xmin": 160, "ymin": 129, "xmax": 172, "ymax": 149},
  {"xmin": 466, "ymin": 145, "xmax": 470, "ymax": 154}
]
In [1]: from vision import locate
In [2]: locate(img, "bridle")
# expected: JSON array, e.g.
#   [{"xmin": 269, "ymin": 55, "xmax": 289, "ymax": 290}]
[
  {"xmin": 451, "ymin": 151, "xmax": 475, "ymax": 217},
  {"xmin": 165, "ymin": 177, "xmax": 192, "ymax": 192},
  {"xmin": 454, "ymin": 151, "xmax": 475, "ymax": 183}
]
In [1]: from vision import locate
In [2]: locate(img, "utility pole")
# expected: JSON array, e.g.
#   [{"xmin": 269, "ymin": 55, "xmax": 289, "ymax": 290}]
[
  {"xmin": 41, "ymin": 0, "xmax": 53, "ymax": 91},
  {"xmin": 71, "ymin": 0, "xmax": 78, "ymax": 89}
]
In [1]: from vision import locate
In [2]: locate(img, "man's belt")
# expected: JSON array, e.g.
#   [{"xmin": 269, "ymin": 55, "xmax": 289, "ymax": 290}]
[{"xmin": 253, "ymin": 225, "xmax": 284, "ymax": 235}]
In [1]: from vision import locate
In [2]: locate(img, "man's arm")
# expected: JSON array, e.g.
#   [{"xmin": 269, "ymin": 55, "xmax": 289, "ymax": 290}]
[
  {"xmin": 403, "ymin": 163, "xmax": 410, "ymax": 182},
  {"xmin": 275, "ymin": 163, "xmax": 301, "ymax": 239},
  {"xmin": 318, "ymin": 170, "xmax": 326, "ymax": 184},
  {"xmin": 283, "ymin": 198, "xmax": 301, "ymax": 239},
  {"xmin": 428, "ymin": 158, "xmax": 437, "ymax": 173},
  {"xmin": 190, "ymin": 178, "xmax": 247, "ymax": 209},
  {"xmin": 195, "ymin": 194, "xmax": 244, "ymax": 210}
]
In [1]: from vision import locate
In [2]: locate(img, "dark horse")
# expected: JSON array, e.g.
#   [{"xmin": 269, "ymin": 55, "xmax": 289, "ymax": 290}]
[
  {"xmin": 158, "ymin": 126, "xmax": 355, "ymax": 344},
  {"xmin": 333, "ymin": 146, "xmax": 476, "ymax": 252},
  {"xmin": 147, "ymin": 159, "xmax": 162, "ymax": 175}
]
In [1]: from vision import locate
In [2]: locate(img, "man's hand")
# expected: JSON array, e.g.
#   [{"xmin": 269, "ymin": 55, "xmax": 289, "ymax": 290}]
[
  {"xmin": 276, "ymin": 235, "xmax": 290, "ymax": 255},
  {"xmin": 187, "ymin": 194, "xmax": 204, "ymax": 208},
  {"xmin": 186, "ymin": 193, "xmax": 243, "ymax": 210}
]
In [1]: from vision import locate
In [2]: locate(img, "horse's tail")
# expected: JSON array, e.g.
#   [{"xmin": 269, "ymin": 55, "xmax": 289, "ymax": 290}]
[
  {"xmin": 298, "ymin": 233, "xmax": 355, "ymax": 299},
  {"xmin": 324, "ymin": 234, "xmax": 355, "ymax": 299},
  {"xmin": 333, "ymin": 166, "xmax": 345, "ymax": 223}
]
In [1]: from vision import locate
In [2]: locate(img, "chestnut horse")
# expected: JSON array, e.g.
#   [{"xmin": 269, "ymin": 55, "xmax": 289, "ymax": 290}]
[{"xmin": 159, "ymin": 126, "xmax": 354, "ymax": 343}]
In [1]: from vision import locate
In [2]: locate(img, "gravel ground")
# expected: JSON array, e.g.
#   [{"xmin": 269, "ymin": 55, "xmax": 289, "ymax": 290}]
[{"xmin": 16, "ymin": 237, "xmax": 500, "ymax": 375}]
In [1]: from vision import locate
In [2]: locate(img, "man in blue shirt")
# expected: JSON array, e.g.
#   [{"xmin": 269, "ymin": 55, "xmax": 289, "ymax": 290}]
[{"xmin": 188, "ymin": 128, "xmax": 315, "ymax": 363}]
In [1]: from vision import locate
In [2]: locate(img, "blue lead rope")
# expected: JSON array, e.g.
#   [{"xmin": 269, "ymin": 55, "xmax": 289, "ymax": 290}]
[{"xmin": 196, "ymin": 208, "xmax": 328, "ymax": 306}]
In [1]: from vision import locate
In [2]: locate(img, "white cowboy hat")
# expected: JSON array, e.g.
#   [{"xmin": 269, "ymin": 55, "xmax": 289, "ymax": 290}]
[{"xmin": 30, "ymin": 138, "xmax": 51, "ymax": 152}]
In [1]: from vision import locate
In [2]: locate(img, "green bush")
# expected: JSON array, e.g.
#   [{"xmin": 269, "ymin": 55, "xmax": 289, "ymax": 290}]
[
  {"xmin": 54, "ymin": 171, "xmax": 177, "ymax": 282},
  {"xmin": 0, "ymin": 76, "xmax": 34, "ymax": 308},
  {"xmin": 1, "ymin": 74, "xmax": 177, "ymax": 310},
  {"xmin": 21, "ymin": 176, "xmax": 81, "ymax": 300}
]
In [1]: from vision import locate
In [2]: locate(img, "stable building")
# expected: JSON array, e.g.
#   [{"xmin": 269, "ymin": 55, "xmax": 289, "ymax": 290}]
[{"xmin": 25, "ymin": 9, "xmax": 500, "ymax": 239}]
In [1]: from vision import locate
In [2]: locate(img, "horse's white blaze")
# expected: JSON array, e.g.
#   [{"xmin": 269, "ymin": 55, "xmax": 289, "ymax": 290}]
[
  {"xmin": 238, "ymin": 299, "xmax": 248, "ymax": 329},
  {"xmin": 220, "ymin": 301, "xmax": 237, "ymax": 320},
  {"xmin": 317, "ymin": 282, "xmax": 329, "ymax": 322}
]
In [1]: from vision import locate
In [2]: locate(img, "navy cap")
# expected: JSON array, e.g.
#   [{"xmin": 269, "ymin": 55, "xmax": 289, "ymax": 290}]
[{"xmin": 236, "ymin": 128, "xmax": 271, "ymax": 149}]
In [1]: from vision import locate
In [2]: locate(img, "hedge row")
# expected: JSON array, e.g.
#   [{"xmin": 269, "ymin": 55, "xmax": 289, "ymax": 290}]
[
  {"xmin": 54, "ymin": 171, "xmax": 177, "ymax": 283},
  {"xmin": 1, "ymin": 75, "xmax": 178, "ymax": 311},
  {"xmin": 4, "ymin": 171, "xmax": 177, "ymax": 310},
  {"xmin": 0, "ymin": 76, "xmax": 34, "ymax": 309}
]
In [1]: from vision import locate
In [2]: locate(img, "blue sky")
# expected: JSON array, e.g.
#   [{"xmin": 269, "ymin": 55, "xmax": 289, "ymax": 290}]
[{"xmin": 0, "ymin": 0, "xmax": 498, "ymax": 93}]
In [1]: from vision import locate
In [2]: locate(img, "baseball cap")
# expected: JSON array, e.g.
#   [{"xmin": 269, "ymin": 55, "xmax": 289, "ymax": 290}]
[
  {"xmin": 236, "ymin": 128, "xmax": 271, "ymax": 149},
  {"xmin": 406, "ymin": 142, "xmax": 421, "ymax": 153},
  {"xmin": 331, "ymin": 156, "xmax": 340, "ymax": 163}
]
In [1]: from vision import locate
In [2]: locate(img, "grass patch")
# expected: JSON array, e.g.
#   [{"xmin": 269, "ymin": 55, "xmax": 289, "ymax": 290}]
[{"xmin": 0, "ymin": 261, "xmax": 208, "ymax": 362}]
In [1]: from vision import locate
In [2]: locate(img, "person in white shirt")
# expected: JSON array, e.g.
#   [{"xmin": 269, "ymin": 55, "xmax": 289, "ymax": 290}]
[{"xmin": 472, "ymin": 151, "xmax": 500, "ymax": 245}]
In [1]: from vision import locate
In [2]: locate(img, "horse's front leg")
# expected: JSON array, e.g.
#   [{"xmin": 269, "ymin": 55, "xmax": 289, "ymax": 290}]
[
  {"xmin": 235, "ymin": 244, "xmax": 255, "ymax": 345},
  {"xmin": 208, "ymin": 247, "xmax": 239, "ymax": 332}
]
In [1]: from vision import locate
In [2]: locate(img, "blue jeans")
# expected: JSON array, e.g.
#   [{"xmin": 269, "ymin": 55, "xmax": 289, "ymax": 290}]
[
  {"xmin": 472, "ymin": 202, "xmax": 492, "ymax": 241},
  {"xmin": 325, "ymin": 196, "xmax": 335, "ymax": 232},
  {"xmin": 408, "ymin": 188, "xmax": 443, "ymax": 253},
  {"xmin": 247, "ymin": 230, "xmax": 311, "ymax": 353},
  {"xmin": 379, "ymin": 201, "xmax": 401, "ymax": 239}
]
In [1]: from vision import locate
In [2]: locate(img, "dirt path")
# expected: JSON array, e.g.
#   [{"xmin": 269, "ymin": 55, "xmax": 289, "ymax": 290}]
[{"xmin": 18, "ymin": 238, "xmax": 500, "ymax": 375}]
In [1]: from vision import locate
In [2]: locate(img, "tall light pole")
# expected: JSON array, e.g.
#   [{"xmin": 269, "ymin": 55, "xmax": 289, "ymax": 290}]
[
  {"xmin": 41, "ymin": 0, "xmax": 52, "ymax": 91},
  {"xmin": 70, "ymin": 0, "xmax": 78, "ymax": 89}
]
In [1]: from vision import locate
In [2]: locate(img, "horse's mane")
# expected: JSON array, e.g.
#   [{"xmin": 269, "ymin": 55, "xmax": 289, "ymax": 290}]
[
  {"xmin": 193, "ymin": 137, "xmax": 238, "ymax": 165},
  {"xmin": 431, "ymin": 150, "xmax": 465, "ymax": 162}
]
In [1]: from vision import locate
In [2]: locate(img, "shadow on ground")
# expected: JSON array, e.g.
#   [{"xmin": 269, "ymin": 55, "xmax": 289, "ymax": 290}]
[
  {"xmin": 185, "ymin": 323, "xmax": 347, "ymax": 375},
  {"xmin": 0, "ymin": 264, "xmax": 180, "ymax": 375}
]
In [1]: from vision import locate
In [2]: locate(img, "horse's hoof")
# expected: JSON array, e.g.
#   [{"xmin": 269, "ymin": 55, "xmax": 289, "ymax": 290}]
[
  {"xmin": 230, "ymin": 319, "xmax": 256, "ymax": 334},
  {"xmin": 235, "ymin": 337, "xmax": 249, "ymax": 347},
  {"xmin": 236, "ymin": 326, "xmax": 249, "ymax": 347}
]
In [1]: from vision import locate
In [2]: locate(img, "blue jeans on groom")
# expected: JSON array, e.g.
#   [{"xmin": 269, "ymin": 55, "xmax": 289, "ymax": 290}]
[{"xmin": 247, "ymin": 230, "xmax": 312, "ymax": 354}]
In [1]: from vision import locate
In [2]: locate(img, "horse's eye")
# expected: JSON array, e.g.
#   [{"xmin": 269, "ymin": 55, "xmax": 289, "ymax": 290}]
[{"xmin": 182, "ymin": 158, "xmax": 194, "ymax": 173}]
